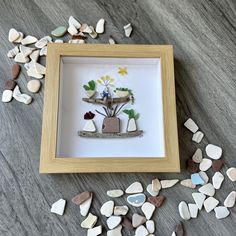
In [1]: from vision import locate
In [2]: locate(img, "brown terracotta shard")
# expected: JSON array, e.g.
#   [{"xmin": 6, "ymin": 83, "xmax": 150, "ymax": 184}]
[
  {"xmin": 186, "ymin": 159, "xmax": 198, "ymax": 173},
  {"xmin": 5, "ymin": 80, "xmax": 16, "ymax": 90},
  {"xmin": 71, "ymin": 191, "xmax": 91, "ymax": 205},
  {"xmin": 122, "ymin": 217, "xmax": 133, "ymax": 230},
  {"xmin": 148, "ymin": 195, "xmax": 166, "ymax": 208},
  {"xmin": 12, "ymin": 64, "xmax": 21, "ymax": 80},
  {"xmin": 102, "ymin": 117, "xmax": 120, "ymax": 133},
  {"xmin": 212, "ymin": 159, "xmax": 223, "ymax": 172}
]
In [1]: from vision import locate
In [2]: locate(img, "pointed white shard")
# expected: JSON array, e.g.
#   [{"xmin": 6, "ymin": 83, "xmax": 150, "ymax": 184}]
[
  {"xmin": 184, "ymin": 118, "xmax": 198, "ymax": 133},
  {"xmin": 224, "ymin": 191, "xmax": 236, "ymax": 208},
  {"xmin": 21, "ymin": 35, "xmax": 38, "ymax": 45},
  {"xmin": 34, "ymin": 62, "xmax": 46, "ymax": 75},
  {"xmin": 192, "ymin": 148, "xmax": 202, "ymax": 163},
  {"xmin": 20, "ymin": 45, "xmax": 34, "ymax": 57},
  {"xmin": 50, "ymin": 198, "xmax": 66, "ymax": 215},
  {"xmin": 14, "ymin": 53, "xmax": 29, "ymax": 63},
  {"xmin": 127, "ymin": 118, "xmax": 137, "ymax": 132},
  {"xmin": 68, "ymin": 16, "xmax": 81, "ymax": 29},
  {"xmin": 199, "ymin": 183, "xmax": 215, "ymax": 197},
  {"xmin": 212, "ymin": 172, "xmax": 224, "ymax": 189},
  {"xmin": 161, "ymin": 179, "xmax": 179, "ymax": 188},
  {"xmin": 7, "ymin": 46, "xmax": 19, "ymax": 58},
  {"xmin": 192, "ymin": 192, "xmax": 206, "ymax": 210},
  {"xmin": 30, "ymin": 50, "xmax": 40, "ymax": 62},
  {"xmin": 80, "ymin": 193, "xmax": 93, "ymax": 217},
  {"xmin": 96, "ymin": 18, "xmax": 105, "ymax": 33},
  {"xmin": 8, "ymin": 28, "xmax": 20, "ymax": 42},
  {"xmin": 125, "ymin": 181, "xmax": 143, "ymax": 193},
  {"xmin": 135, "ymin": 225, "xmax": 149, "ymax": 236},
  {"xmin": 141, "ymin": 202, "xmax": 155, "ymax": 220},
  {"xmin": 14, "ymin": 32, "xmax": 24, "ymax": 43},
  {"xmin": 204, "ymin": 197, "xmax": 219, "ymax": 213},
  {"xmin": 83, "ymin": 120, "xmax": 96, "ymax": 132},
  {"xmin": 68, "ymin": 24, "xmax": 78, "ymax": 35},
  {"xmin": 188, "ymin": 203, "xmax": 198, "ymax": 218},
  {"xmin": 124, "ymin": 23, "xmax": 133, "ymax": 37}
]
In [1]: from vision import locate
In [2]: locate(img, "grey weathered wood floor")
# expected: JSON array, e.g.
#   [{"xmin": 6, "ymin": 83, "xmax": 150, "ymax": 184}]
[{"xmin": 0, "ymin": 0, "xmax": 236, "ymax": 235}]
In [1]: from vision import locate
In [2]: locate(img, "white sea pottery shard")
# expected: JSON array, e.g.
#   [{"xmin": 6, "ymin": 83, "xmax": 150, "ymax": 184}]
[
  {"xmin": 199, "ymin": 183, "xmax": 215, "ymax": 197},
  {"xmin": 109, "ymin": 36, "xmax": 116, "ymax": 44},
  {"xmin": 13, "ymin": 86, "xmax": 32, "ymax": 105},
  {"xmin": 68, "ymin": 24, "xmax": 78, "ymax": 36},
  {"xmin": 35, "ymin": 36, "xmax": 51, "ymax": 48},
  {"xmin": 127, "ymin": 118, "xmax": 137, "ymax": 132},
  {"xmin": 160, "ymin": 179, "xmax": 179, "ymax": 188},
  {"xmin": 80, "ymin": 193, "xmax": 93, "ymax": 217},
  {"xmin": 100, "ymin": 200, "xmax": 114, "ymax": 217},
  {"xmin": 204, "ymin": 197, "xmax": 219, "ymax": 213},
  {"xmin": 124, "ymin": 23, "xmax": 133, "ymax": 37},
  {"xmin": 2, "ymin": 90, "xmax": 13, "ymax": 103},
  {"xmin": 188, "ymin": 203, "xmax": 198, "ymax": 218},
  {"xmin": 50, "ymin": 199, "xmax": 66, "ymax": 215},
  {"xmin": 141, "ymin": 202, "xmax": 155, "ymax": 220},
  {"xmin": 87, "ymin": 225, "xmax": 102, "ymax": 236},
  {"xmin": 214, "ymin": 206, "xmax": 230, "ymax": 219},
  {"xmin": 81, "ymin": 213, "xmax": 97, "ymax": 229},
  {"xmin": 192, "ymin": 131, "xmax": 204, "ymax": 143},
  {"xmin": 96, "ymin": 18, "xmax": 105, "ymax": 33},
  {"xmin": 21, "ymin": 35, "xmax": 38, "ymax": 45},
  {"xmin": 224, "ymin": 191, "xmax": 236, "ymax": 208},
  {"xmin": 135, "ymin": 225, "xmax": 149, "ymax": 236},
  {"xmin": 83, "ymin": 120, "xmax": 96, "ymax": 132},
  {"xmin": 34, "ymin": 62, "xmax": 46, "ymax": 75},
  {"xmin": 7, "ymin": 46, "xmax": 19, "ymax": 58},
  {"xmin": 192, "ymin": 148, "xmax": 202, "ymax": 163},
  {"xmin": 184, "ymin": 118, "xmax": 198, "ymax": 133},
  {"xmin": 125, "ymin": 181, "xmax": 143, "ymax": 193},
  {"xmin": 132, "ymin": 213, "xmax": 146, "ymax": 228},
  {"xmin": 24, "ymin": 60, "xmax": 35, "ymax": 70},
  {"xmin": 212, "ymin": 172, "xmax": 224, "ymax": 189},
  {"xmin": 20, "ymin": 45, "xmax": 35, "ymax": 58},
  {"xmin": 40, "ymin": 46, "xmax": 47, "ymax": 56},
  {"xmin": 30, "ymin": 50, "xmax": 40, "ymax": 62},
  {"xmin": 146, "ymin": 184, "xmax": 159, "ymax": 196},
  {"xmin": 8, "ymin": 28, "xmax": 20, "ymax": 42},
  {"xmin": 68, "ymin": 16, "xmax": 81, "ymax": 29},
  {"xmin": 14, "ymin": 32, "xmax": 24, "ymax": 43},
  {"xmin": 178, "ymin": 201, "xmax": 190, "ymax": 220},
  {"xmin": 107, "ymin": 216, "xmax": 122, "ymax": 230},
  {"xmin": 192, "ymin": 192, "xmax": 206, "ymax": 210},
  {"xmin": 14, "ymin": 53, "xmax": 29, "ymax": 63},
  {"xmin": 107, "ymin": 189, "xmax": 124, "ymax": 198},
  {"xmin": 27, "ymin": 67, "xmax": 43, "ymax": 79},
  {"xmin": 199, "ymin": 158, "xmax": 212, "ymax": 171},
  {"xmin": 146, "ymin": 220, "xmax": 155, "ymax": 234},
  {"xmin": 206, "ymin": 144, "xmax": 222, "ymax": 160}
]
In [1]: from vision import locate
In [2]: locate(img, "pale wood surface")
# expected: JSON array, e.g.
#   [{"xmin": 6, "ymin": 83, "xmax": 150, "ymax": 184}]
[{"xmin": 0, "ymin": 0, "xmax": 235, "ymax": 235}]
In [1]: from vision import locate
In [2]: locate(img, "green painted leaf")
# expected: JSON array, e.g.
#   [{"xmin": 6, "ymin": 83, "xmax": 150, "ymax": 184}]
[
  {"xmin": 83, "ymin": 85, "xmax": 90, "ymax": 91},
  {"xmin": 88, "ymin": 80, "xmax": 95, "ymax": 90}
]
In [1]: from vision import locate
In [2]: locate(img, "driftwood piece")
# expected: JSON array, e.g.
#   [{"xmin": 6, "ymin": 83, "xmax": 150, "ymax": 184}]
[
  {"xmin": 82, "ymin": 97, "xmax": 130, "ymax": 105},
  {"xmin": 78, "ymin": 130, "xmax": 143, "ymax": 138}
]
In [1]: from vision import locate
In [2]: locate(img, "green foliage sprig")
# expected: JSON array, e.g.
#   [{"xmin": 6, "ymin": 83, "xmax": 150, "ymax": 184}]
[
  {"xmin": 83, "ymin": 80, "xmax": 96, "ymax": 91},
  {"xmin": 123, "ymin": 109, "xmax": 139, "ymax": 120}
]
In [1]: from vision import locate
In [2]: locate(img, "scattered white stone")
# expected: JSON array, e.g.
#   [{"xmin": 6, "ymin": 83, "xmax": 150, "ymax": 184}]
[
  {"xmin": 180, "ymin": 179, "xmax": 196, "ymax": 189},
  {"xmin": 199, "ymin": 171, "xmax": 209, "ymax": 185},
  {"xmin": 184, "ymin": 118, "xmax": 198, "ymax": 133},
  {"xmin": 204, "ymin": 197, "xmax": 219, "ymax": 213},
  {"xmin": 107, "ymin": 216, "xmax": 122, "ymax": 230},
  {"xmin": 69, "ymin": 16, "xmax": 81, "ymax": 29},
  {"xmin": 8, "ymin": 28, "xmax": 20, "ymax": 42},
  {"xmin": 96, "ymin": 18, "xmax": 105, "ymax": 33},
  {"xmin": 89, "ymin": 26, "xmax": 97, "ymax": 39},
  {"xmin": 214, "ymin": 206, "xmax": 230, "ymax": 219},
  {"xmin": 123, "ymin": 23, "xmax": 133, "ymax": 37},
  {"xmin": 55, "ymin": 39, "xmax": 63, "ymax": 43},
  {"xmin": 199, "ymin": 158, "xmax": 212, "ymax": 171},
  {"xmin": 35, "ymin": 36, "xmax": 51, "ymax": 48},
  {"xmin": 171, "ymin": 232, "xmax": 177, "ymax": 236},
  {"xmin": 7, "ymin": 46, "xmax": 19, "ymax": 58},
  {"xmin": 27, "ymin": 67, "xmax": 43, "ymax": 79},
  {"xmin": 127, "ymin": 193, "xmax": 146, "ymax": 207},
  {"xmin": 107, "ymin": 225, "xmax": 122, "ymax": 236},
  {"xmin": 206, "ymin": 144, "xmax": 222, "ymax": 160},
  {"xmin": 125, "ymin": 181, "xmax": 143, "ymax": 194},
  {"xmin": 40, "ymin": 46, "xmax": 47, "ymax": 56},
  {"xmin": 114, "ymin": 205, "xmax": 129, "ymax": 216},
  {"xmin": 80, "ymin": 24, "xmax": 93, "ymax": 33},
  {"xmin": 13, "ymin": 86, "xmax": 32, "ymax": 105},
  {"xmin": 20, "ymin": 45, "xmax": 34, "ymax": 58},
  {"xmin": 132, "ymin": 213, "xmax": 146, "ymax": 228},
  {"xmin": 27, "ymin": 80, "xmax": 41, "ymax": 93},
  {"xmin": 109, "ymin": 36, "xmax": 116, "ymax": 44},
  {"xmin": 24, "ymin": 60, "xmax": 34, "ymax": 70},
  {"xmin": 14, "ymin": 53, "xmax": 29, "ymax": 63},
  {"xmin": 68, "ymin": 24, "xmax": 78, "ymax": 35},
  {"xmin": 107, "ymin": 189, "xmax": 124, "ymax": 198},
  {"xmin": 212, "ymin": 172, "xmax": 224, "ymax": 189},
  {"xmin": 141, "ymin": 202, "xmax": 155, "ymax": 220},
  {"xmin": 81, "ymin": 213, "xmax": 97, "ymax": 229},
  {"xmin": 80, "ymin": 194, "xmax": 93, "ymax": 217},
  {"xmin": 83, "ymin": 120, "xmax": 96, "ymax": 132},
  {"xmin": 30, "ymin": 50, "xmax": 40, "ymax": 62},
  {"xmin": 192, "ymin": 192, "xmax": 206, "ymax": 210},
  {"xmin": 21, "ymin": 35, "xmax": 38, "ymax": 45},
  {"xmin": 192, "ymin": 131, "xmax": 204, "ymax": 143},
  {"xmin": 87, "ymin": 225, "xmax": 102, "ymax": 236},
  {"xmin": 2, "ymin": 90, "xmax": 13, "ymax": 103},
  {"xmin": 146, "ymin": 184, "xmax": 159, "ymax": 196},
  {"xmin": 100, "ymin": 200, "xmax": 114, "ymax": 217},
  {"xmin": 50, "ymin": 199, "xmax": 66, "ymax": 215},
  {"xmin": 192, "ymin": 148, "xmax": 203, "ymax": 163},
  {"xmin": 34, "ymin": 62, "xmax": 46, "ymax": 75},
  {"xmin": 224, "ymin": 191, "xmax": 236, "ymax": 208},
  {"xmin": 14, "ymin": 32, "xmax": 24, "ymax": 43},
  {"xmin": 146, "ymin": 220, "xmax": 155, "ymax": 234},
  {"xmin": 226, "ymin": 167, "xmax": 236, "ymax": 181},
  {"xmin": 160, "ymin": 179, "xmax": 179, "ymax": 189},
  {"xmin": 152, "ymin": 178, "xmax": 161, "ymax": 192},
  {"xmin": 135, "ymin": 225, "xmax": 149, "ymax": 236},
  {"xmin": 68, "ymin": 39, "xmax": 85, "ymax": 44},
  {"xmin": 199, "ymin": 183, "xmax": 215, "ymax": 197},
  {"xmin": 188, "ymin": 203, "xmax": 198, "ymax": 218},
  {"xmin": 178, "ymin": 201, "xmax": 190, "ymax": 220}
]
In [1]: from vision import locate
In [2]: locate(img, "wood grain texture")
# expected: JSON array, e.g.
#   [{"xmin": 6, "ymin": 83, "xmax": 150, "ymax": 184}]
[{"xmin": 0, "ymin": 0, "xmax": 235, "ymax": 235}]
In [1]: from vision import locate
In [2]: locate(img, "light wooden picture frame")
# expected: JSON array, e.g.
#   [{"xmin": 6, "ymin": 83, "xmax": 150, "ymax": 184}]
[{"xmin": 40, "ymin": 44, "xmax": 180, "ymax": 173}]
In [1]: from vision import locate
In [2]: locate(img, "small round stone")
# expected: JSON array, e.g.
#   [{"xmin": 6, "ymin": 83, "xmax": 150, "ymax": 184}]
[{"xmin": 27, "ymin": 80, "xmax": 41, "ymax": 93}]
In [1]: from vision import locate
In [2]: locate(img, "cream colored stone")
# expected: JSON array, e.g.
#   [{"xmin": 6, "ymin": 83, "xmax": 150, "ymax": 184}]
[
  {"xmin": 2, "ymin": 90, "xmax": 13, "ymax": 103},
  {"xmin": 81, "ymin": 213, "xmax": 97, "ymax": 229},
  {"xmin": 50, "ymin": 199, "xmax": 66, "ymax": 215},
  {"xmin": 224, "ymin": 191, "xmax": 236, "ymax": 208},
  {"xmin": 96, "ymin": 18, "xmax": 105, "ymax": 33},
  {"xmin": 21, "ymin": 35, "xmax": 38, "ymax": 45},
  {"xmin": 27, "ymin": 67, "xmax": 43, "ymax": 79},
  {"xmin": 180, "ymin": 179, "xmax": 196, "ymax": 189},
  {"xmin": 14, "ymin": 53, "xmax": 29, "ymax": 63},
  {"xmin": 124, "ymin": 23, "xmax": 133, "ymax": 37},
  {"xmin": 8, "ymin": 28, "xmax": 20, "ymax": 42},
  {"xmin": 160, "ymin": 179, "xmax": 179, "ymax": 188},
  {"xmin": 141, "ymin": 202, "xmax": 155, "ymax": 220},
  {"xmin": 27, "ymin": 80, "xmax": 41, "ymax": 93},
  {"xmin": 107, "ymin": 216, "xmax": 122, "ymax": 230}
]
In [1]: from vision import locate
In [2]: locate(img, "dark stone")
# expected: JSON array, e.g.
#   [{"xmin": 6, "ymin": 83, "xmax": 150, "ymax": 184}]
[
  {"xmin": 148, "ymin": 195, "xmax": 166, "ymax": 208},
  {"xmin": 175, "ymin": 222, "xmax": 184, "ymax": 236},
  {"xmin": 5, "ymin": 80, "xmax": 16, "ymax": 90},
  {"xmin": 71, "ymin": 191, "xmax": 91, "ymax": 205},
  {"xmin": 12, "ymin": 63, "xmax": 21, "ymax": 80},
  {"xmin": 84, "ymin": 111, "xmax": 95, "ymax": 120},
  {"xmin": 186, "ymin": 159, "xmax": 198, "ymax": 173},
  {"xmin": 212, "ymin": 159, "xmax": 223, "ymax": 172},
  {"xmin": 122, "ymin": 217, "xmax": 133, "ymax": 230}
]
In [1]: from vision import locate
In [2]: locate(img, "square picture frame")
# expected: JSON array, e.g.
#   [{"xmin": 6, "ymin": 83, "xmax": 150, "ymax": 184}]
[{"xmin": 40, "ymin": 44, "xmax": 180, "ymax": 173}]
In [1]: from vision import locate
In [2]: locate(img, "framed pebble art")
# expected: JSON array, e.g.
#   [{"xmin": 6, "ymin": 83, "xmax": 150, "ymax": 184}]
[{"xmin": 40, "ymin": 44, "xmax": 179, "ymax": 173}]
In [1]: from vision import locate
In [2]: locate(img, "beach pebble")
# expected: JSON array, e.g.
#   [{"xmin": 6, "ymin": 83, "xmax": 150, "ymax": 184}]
[
  {"xmin": 24, "ymin": 60, "xmax": 34, "ymax": 70},
  {"xmin": 148, "ymin": 195, "xmax": 166, "ymax": 208},
  {"xmin": 68, "ymin": 16, "xmax": 81, "ymax": 29},
  {"xmin": 191, "ymin": 173, "xmax": 205, "ymax": 185},
  {"xmin": 80, "ymin": 193, "xmax": 93, "ymax": 217},
  {"xmin": 51, "ymin": 26, "xmax": 67, "ymax": 37},
  {"xmin": 121, "ymin": 217, "xmax": 133, "ymax": 230},
  {"xmin": 123, "ymin": 23, "xmax": 133, "ymax": 37},
  {"xmin": 178, "ymin": 201, "xmax": 190, "ymax": 220},
  {"xmin": 132, "ymin": 213, "xmax": 146, "ymax": 228},
  {"xmin": 141, "ymin": 202, "xmax": 155, "ymax": 220},
  {"xmin": 100, "ymin": 200, "xmax": 114, "ymax": 217},
  {"xmin": 81, "ymin": 213, "xmax": 97, "ymax": 229},
  {"xmin": 199, "ymin": 158, "xmax": 212, "ymax": 171},
  {"xmin": 40, "ymin": 46, "xmax": 47, "ymax": 56},
  {"xmin": 204, "ymin": 197, "xmax": 219, "ymax": 213},
  {"xmin": 107, "ymin": 225, "xmax": 122, "ymax": 236},
  {"xmin": 27, "ymin": 80, "xmax": 41, "ymax": 93},
  {"xmin": 89, "ymin": 26, "xmax": 97, "ymax": 39},
  {"xmin": 192, "ymin": 131, "xmax": 204, "ymax": 143},
  {"xmin": 30, "ymin": 50, "xmax": 40, "ymax": 62},
  {"xmin": 50, "ymin": 199, "xmax": 66, "ymax": 215},
  {"xmin": 212, "ymin": 172, "xmax": 224, "ymax": 189},
  {"xmin": 188, "ymin": 203, "xmax": 198, "ymax": 218},
  {"xmin": 126, "ymin": 181, "xmax": 143, "ymax": 193},
  {"xmin": 20, "ymin": 45, "xmax": 34, "ymax": 58},
  {"xmin": 34, "ymin": 62, "xmax": 46, "ymax": 75},
  {"xmin": 12, "ymin": 64, "xmax": 21, "ymax": 80},
  {"xmin": 146, "ymin": 184, "xmax": 159, "ymax": 196},
  {"xmin": 160, "ymin": 179, "xmax": 179, "ymax": 188},
  {"xmin": 87, "ymin": 225, "xmax": 102, "ymax": 236},
  {"xmin": 187, "ymin": 159, "xmax": 198, "ymax": 173},
  {"xmin": 192, "ymin": 192, "xmax": 206, "ymax": 210},
  {"xmin": 199, "ymin": 183, "xmax": 215, "ymax": 196},
  {"xmin": 8, "ymin": 28, "xmax": 20, "ymax": 42},
  {"xmin": 27, "ymin": 67, "xmax": 43, "ymax": 79},
  {"xmin": 107, "ymin": 216, "xmax": 122, "ymax": 230},
  {"xmin": 180, "ymin": 179, "xmax": 196, "ymax": 189},
  {"xmin": 146, "ymin": 220, "xmax": 155, "ymax": 234},
  {"xmin": 127, "ymin": 193, "xmax": 146, "ymax": 207},
  {"xmin": 135, "ymin": 225, "xmax": 149, "ymax": 236},
  {"xmin": 5, "ymin": 80, "xmax": 16, "ymax": 90},
  {"xmin": 109, "ymin": 36, "xmax": 116, "ymax": 44},
  {"xmin": 184, "ymin": 118, "xmax": 198, "ymax": 133},
  {"xmin": 35, "ymin": 36, "xmax": 51, "ymax": 48},
  {"xmin": 174, "ymin": 222, "xmax": 184, "ymax": 236},
  {"xmin": 206, "ymin": 144, "xmax": 222, "ymax": 160},
  {"xmin": 212, "ymin": 159, "xmax": 223, "ymax": 172},
  {"xmin": 199, "ymin": 171, "xmax": 209, "ymax": 185},
  {"xmin": 96, "ymin": 18, "xmax": 105, "ymax": 33},
  {"xmin": 192, "ymin": 148, "xmax": 202, "ymax": 163},
  {"xmin": 224, "ymin": 191, "xmax": 236, "ymax": 208},
  {"xmin": 14, "ymin": 53, "xmax": 29, "ymax": 63},
  {"xmin": 214, "ymin": 206, "xmax": 230, "ymax": 219},
  {"xmin": 152, "ymin": 178, "xmax": 161, "ymax": 192},
  {"xmin": 71, "ymin": 191, "xmax": 91, "ymax": 205},
  {"xmin": 13, "ymin": 85, "xmax": 32, "ymax": 105},
  {"xmin": 21, "ymin": 35, "xmax": 38, "ymax": 45},
  {"xmin": 7, "ymin": 46, "xmax": 19, "ymax": 58},
  {"xmin": 14, "ymin": 32, "xmax": 24, "ymax": 43},
  {"xmin": 80, "ymin": 23, "xmax": 93, "ymax": 33},
  {"xmin": 226, "ymin": 167, "xmax": 236, "ymax": 181},
  {"xmin": 114, "ymin": 205, "xmax": 129, "ymax": 216},
  {"xmin": 2, "ymin": 90, "xmax": 13, "ymax": 103},
  {"xmin": 107, "ymin": 189, "xmax": 124, "ymax": 198}
]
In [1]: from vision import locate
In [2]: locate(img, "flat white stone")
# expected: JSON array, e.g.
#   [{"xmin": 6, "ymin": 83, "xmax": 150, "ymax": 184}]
[
  {"xmin": 87, "ymin": 225, "xmax": 102, "ymax": 236},
  {"xmin": 127, "ymin": 118, "xmax": 137, "ymax": 132},
  {"xmin": 206, "ymin": 144, "xmax": 222, "ymax": 160},
  {"xmin": 2, "ymin": 90, "xmax": 13, "ymax": 103},
  {"xmin": 146, "ymin": 220, "xmax": 155, "ymax": 234},
  {"xmin": 171, "ymin": 232, "xmax": 177, "ymax": 236},
  {"xmin": 40, "ymin": 46, "xmax": 47, "ymax": 56},
  {"xmin": 204, "ymin": 197, "xmax": 219, "ymax": 213},
  {"xmin": 152, "ymin": 178, "xmax": 161, "ymax": 192},
  {"xmin": 146, "ymin": 184, "xmax": 159, "ymax": 196},
  {"xmin": 107, "ymin": 216, "xmax": 122, "ymax": 230},
  {"xmin": 27, "ymin": 67, "xmax": 43, "ymax": 79},
  {"xmin": 199, "ymin": 183, "xmax": 215, "ymax": 197},
  {"xmin": 13, "ymin": 86, "xmax": 32, "ymax": 105},
  {"xmin": 83, "ymin": 120, "xmax": 96, "ymax": 132},
  {"xmin": 20, "ymin": 45, "xmax": 34, "ymax": 58},
  {"xmin": 96, "ymin": 18, "xmax": 105, "ymax": 33},
  {"xmin": 192, "ymin": 148, "xmax": 203, "ymax": 163},
  {"xmin": 68, "ymin": 16, "xmax": 81, "ymax": 29},
  {"xmin": 123, "ymin": 23, "xmax": 133, "ymax": 37},
  {"xmin": 7, "ymin": 46, "xmax": 19, "ymax": 58},
  {"xmin": 14, "ymin": 32, "xmax": 24, "ymax": 43},
  {"xmin": 178, "ymin": 201, "xmax": 190, "ymax": 220},
  {"xmin": 107, "ymin": 225, "xmax": 122, "ymax": 236},
  {"xmin": 80, "ymin": 194, "xmax": 93, "ymax": 217},
  {"xmin": 160, "ymin": 179, "xmax": 179, "ymax": 189},
  {"xmin": 21, "ymin": 35, "xmax": 38, "ymax": 45},
  {"xmin": 100, "ymin": 200, "xmax": 114, "ymax": 217},
  {"xmin": 141, "ymin": 202, "xmax": 155, "ymax": 220},
  {"xmin": 192, "ymin": 131, "xmax": 204, "ymax": 143},
  {"xmin": 68, "ymin": 39, "xmax": 85, "ymax": 44},
  {"xmin": 30, "ymin": 50, "xmax": 40, "ymax": 62},
  {"xmin": 180, "ymin": 179, "xmax": 196, "ymax": 189},
  {"xmin": 14, "ymin": 53, "xmax": 29, "ymax": 63},
  {"xmin": 135, "ymin": 225, "xmax": 149, "ymax": 236},
  {"xmin": 214, "ymin": 206, "xmax": 230, "ymax": 219},
  {"xmin": 188, "ymin": 203, "xmax": 198, "ymax": 218},
  {"xmin": 89, "ymin": 26, "xmax": 97, "ymax": 39},
  {"xmin": 132, "ymin": 213, "xmax": 146, "ymax": 228},
  {"xmin": 226, "ymin": 167, "xmax": 236, "ymax": 181},
  {"xmin": 127, "ymin": 193, "xmax": 146, "ymax": 207},
  {"xmin": 184, "ymin": 118, "xmax": 198, "ymax": 133},
  {"xmin": 125, "ymin": 181, "xmax": 143, "ymax": 193},
  {"xmin": 107, "ymin": 189, "xmax": 124, "ymax": 198},
  {"xmin": 8, "ymin": 28, "xmax": 20, "ymax": 42},
  {"xmin": 109, "ymin": 36, "xmax": 116, "ymax": 44},
  {"xmin": 24, "ymin": 60, "xmax": 35, "ymax": 70},
  {"xmin": 199, "ymin": 158, "xmax": 212, "ymax": 171},
  {"xmin": 34, "ymin": 62, "xmax": 46, "ymax": 75},
  {"xmin": 35, "ymin": 36, "xmax": 51, "ymax": 48},
  {"xmin": 27, "ymin": 80, "xmax": 41, "ymax": 93},
  {"xmin": 68, "ymin": 24, "xmax": 78, "ymax": 35},
  {"xmin": 50, "ymin": 199, "xmax": 66, "ymax": 215},
  {"xmin": 199, "ymin": 171, "xmax": 209, "ymax": 185},
  {"xmin": 55, "ymin": 39, "xmax": 63, "ymax": 43},
  {"xmin": 224, "ymin": 191, "xmax": 236, "ymax": 208},
  {"xmin": 80, "ymin": 24, "xmax": 93, "ymax": 33},
  {"xmin": 81, "ymin": 213, "xmax": 97, "ymax": 229},
  {"xmin": 114, "ymin": 205, "xmax": 128, "ymax": 216},
  {"xmin": 212, "ymin": 172, "xmax": 224, "ymax": 189},
  {"xmin": 192, "ymin": 192, "xmax": 206, "ymax": 210}
]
